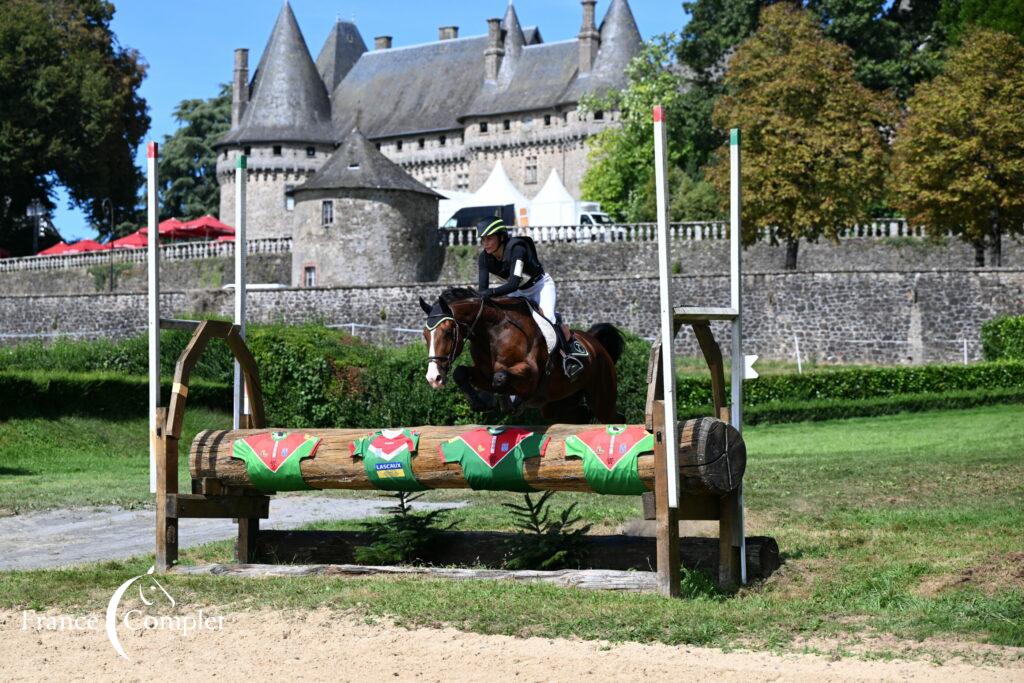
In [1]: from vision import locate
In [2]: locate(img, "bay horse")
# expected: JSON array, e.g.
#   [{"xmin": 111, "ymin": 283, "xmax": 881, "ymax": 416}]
[{"xmin": 419, "ymin": 287, "xmax": 624, "ymax": 423}]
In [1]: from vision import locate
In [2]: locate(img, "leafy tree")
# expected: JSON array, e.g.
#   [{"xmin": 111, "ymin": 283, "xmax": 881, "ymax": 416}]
[
  {"xmin": 581, "ymin": 37, "xmax": 724, "ymax": 221},
  {"xmin": 708, "ymin": 3, "xmax": 896, "ymax": 269},
  {"xmin": 158, "ymin": 84, "xmax": 231, "ymax": 220},
  {"xmin": 0, "ymin": 0, "xmax": 149, "ymax": 252},
  {"xmin": 891, "ymin": 27, "xmax": 1024, "ymax": 267},
  {"xmin": 940, "ymin": 0, "xmax": 1024, "ymax": 42}
]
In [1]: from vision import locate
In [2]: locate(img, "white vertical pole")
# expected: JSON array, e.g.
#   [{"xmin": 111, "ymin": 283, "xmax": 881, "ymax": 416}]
[
  {"xmin": 729, "ymin": 128, "xmax": 746, "ymax": 584},
  {"xmin": 147, "ymin": 142, "xmax": 160, "ymax": 494},
  {"xmin": 795, "ymin": 335, "xmax": 803, "ymax": 374},
  {"xmin": 233, "ymin": 154, "xmax": 248, "ymax": 429},
  {"xmin": 653, "ymin": 106, "xmax": 681, "ymax": 509},
  {"xmin": 963, "ymin": 339, "xmax": 968, "ymax": 366}
]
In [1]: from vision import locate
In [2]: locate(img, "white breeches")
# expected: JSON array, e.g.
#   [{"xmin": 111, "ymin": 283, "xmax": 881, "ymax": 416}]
[{"xmin": 508, "ymin": 273, "xmax": 557, "ymax": 321}]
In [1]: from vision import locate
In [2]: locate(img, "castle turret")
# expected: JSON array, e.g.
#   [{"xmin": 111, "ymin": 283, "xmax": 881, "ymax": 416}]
[
  {"xmin": 594, "ymin": 0, "xmax": 643, "ymax": 76},
  {"xmin": 216, "ymin": 1, "xmax": 337, "ymax": 240},
  {"xmin": 291, "ymin": 129, "xmax": 442, "ymax": 287}
]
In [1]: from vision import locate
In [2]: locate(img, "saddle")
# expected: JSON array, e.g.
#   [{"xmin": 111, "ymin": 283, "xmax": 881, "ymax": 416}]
[{"xmin": 519, "ymin": 299, "xmax": 588, "ymax": 380}]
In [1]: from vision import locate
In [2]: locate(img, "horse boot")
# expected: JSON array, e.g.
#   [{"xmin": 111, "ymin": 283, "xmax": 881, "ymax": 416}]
[{"xmin": 553, "ymin": 317, "xmax": 585, "ymax": 381}]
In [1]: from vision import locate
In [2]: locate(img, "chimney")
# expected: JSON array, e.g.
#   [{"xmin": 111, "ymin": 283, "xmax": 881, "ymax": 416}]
[
  {"xmin": 439, "ymin": 26, "xmax": 458, "ymax": 41},
  {"xmin": 485, "ymin": 18, "xmax": 505, "ymax": 81},
  {"xmin": 578, "ymin": 0, "xmax": 599, "ymax": 74},
  {"xmin": 374, "ymin": 35, "xmax": 392, "ymax": 50},
  {"xmin": 231, "ymin": 48, "xmax": 249, "ymax": 127}
]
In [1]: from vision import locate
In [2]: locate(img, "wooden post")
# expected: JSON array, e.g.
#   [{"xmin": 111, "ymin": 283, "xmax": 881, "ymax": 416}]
[
  {"xmin": 154, "ymin": 408, "xmax": 179, "ymax": 571},
  {"xmin": 237, "ymin": 516, "xmax": 259, "ymax": 563},
  {"xmin": 719, "ymin": 489, "xmax": 742, "ymax": 588},
  {"xmin": 652, "ymin": 399, "xmax": 680, "ymax": 597}
]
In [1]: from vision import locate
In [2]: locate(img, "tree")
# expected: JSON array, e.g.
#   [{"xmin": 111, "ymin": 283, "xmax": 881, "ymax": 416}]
[
  {"xmin": 581, "ymin": 37, "xmax": 724, "ymax": 222},
  {"xmin": 708, "ymin": 4, "xmax": 896, "ymax": 269},
  {"xmin": 0, "ymin": 0, "xmax": 149, "ymax": 251},
  {"xmin": 891, "ymin": 27, "xmax": 1024, "ymax": 267},
  {"xmin": 158, "ymin": 84, "xmax": 231, "ymax": 220},
  {"xmin": 940, "ymin": 0, "xmax": 1024, "ymax": 43}
]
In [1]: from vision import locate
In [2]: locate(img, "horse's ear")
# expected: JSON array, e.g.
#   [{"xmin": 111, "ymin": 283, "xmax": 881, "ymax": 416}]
[{"xmin": 419, "ymin": 297, "xmax": 432, "ymax": 314}]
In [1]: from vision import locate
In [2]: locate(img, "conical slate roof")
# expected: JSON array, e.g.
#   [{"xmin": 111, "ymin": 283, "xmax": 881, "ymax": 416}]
[
  {"xmin": 502, "ymin": 2, "xmax": 526, "ymax": 61},
  {"xmin": 220, "ymin": 2, "xmax": 335, "ymax": 145},
  {"xmin": 317, "ymin": 20, "xmax": 367, "ymax": 94},
  {"xmin": 295, "ymin": 128, "xmax": 440, "ymax": 197},
  {"xmin": 564, "ymin": 0, "xmax": 644, "ymax": 100}
]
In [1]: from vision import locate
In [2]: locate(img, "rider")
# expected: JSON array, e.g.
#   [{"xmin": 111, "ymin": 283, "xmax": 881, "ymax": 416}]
[{"xmin": 476, "ymin": 217, "xmax": 585, "ymax": 379}]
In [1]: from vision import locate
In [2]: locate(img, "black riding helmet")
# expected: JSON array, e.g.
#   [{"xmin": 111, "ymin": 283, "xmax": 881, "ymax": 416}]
[{"xmin": 476, "ymin": 217, "xmax": 509, "ymax": 240}]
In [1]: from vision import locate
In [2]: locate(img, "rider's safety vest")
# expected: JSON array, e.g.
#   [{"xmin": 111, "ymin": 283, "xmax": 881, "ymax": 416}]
[{"xmin": 482, "ymin": 236, "xmax": 545, "ymax": 288}]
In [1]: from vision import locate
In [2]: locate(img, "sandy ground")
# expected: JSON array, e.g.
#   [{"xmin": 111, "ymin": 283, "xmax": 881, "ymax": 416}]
[
  {"xmin": 2, "ymin": 608, "xmax": 1021, "ymax": 682},
  {"xmin": 0, "ymin": 498, "xmax": 462, "ymax": 571}
]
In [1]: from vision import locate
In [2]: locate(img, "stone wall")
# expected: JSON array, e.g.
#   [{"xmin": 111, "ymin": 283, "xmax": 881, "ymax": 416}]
[
  {"xmin": 4, "ymin": 270, "xmax": 1022, "ymax": 365},
  {"xmin": 0, "ymin": 255, "xmax": 290, "ymax": 296},
  {"xmin": 440, "ymin": 235, "xmax": 1024, "ymax": 282}
]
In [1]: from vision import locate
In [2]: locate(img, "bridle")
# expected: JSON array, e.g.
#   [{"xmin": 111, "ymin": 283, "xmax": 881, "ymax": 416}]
[{"xmin": 426, "ymin": 297, "xmax": 485, "ymax": 372}]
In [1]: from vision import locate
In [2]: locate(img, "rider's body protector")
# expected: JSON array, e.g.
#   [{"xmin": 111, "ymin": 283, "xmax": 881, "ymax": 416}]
[{"xmin": 477, "ymin": 235, "xmax": 545, "ymax": 298}]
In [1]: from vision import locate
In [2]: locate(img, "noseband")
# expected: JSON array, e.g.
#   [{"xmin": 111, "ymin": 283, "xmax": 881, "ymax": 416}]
[{"xmin": 426, "ymin": 298, "xmax": 485, "ymax": 371}]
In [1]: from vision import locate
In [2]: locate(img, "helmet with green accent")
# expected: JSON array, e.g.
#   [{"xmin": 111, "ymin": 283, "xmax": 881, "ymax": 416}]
[{"xmin": 476, "ymin": 217, "xmax": 509, "ymax": 239}]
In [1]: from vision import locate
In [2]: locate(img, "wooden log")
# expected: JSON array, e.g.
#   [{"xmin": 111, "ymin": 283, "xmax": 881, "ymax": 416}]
[
  {"xmin": 190, "ymin": 418, "xmax": 746, "ymax": 496},
  {"xmin": 249, "ymin": 530, "xmax": 780, "ymax": 580}
]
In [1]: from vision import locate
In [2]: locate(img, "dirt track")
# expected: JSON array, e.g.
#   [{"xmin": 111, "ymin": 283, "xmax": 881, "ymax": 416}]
[{"xmin": 3, "ymin": 608, "xmax": 1021, "ymax": 682}]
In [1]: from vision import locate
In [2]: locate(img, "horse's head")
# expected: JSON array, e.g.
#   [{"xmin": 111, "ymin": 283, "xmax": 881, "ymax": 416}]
[{"xmin": 420, "ymin": 296, "xmax": 467, "ymax": 389}]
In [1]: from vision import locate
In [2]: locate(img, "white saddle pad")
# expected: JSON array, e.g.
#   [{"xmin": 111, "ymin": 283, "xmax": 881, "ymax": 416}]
[{"xmin": 530, "ymin": 310, "xmax": 557, "ymax": 354}]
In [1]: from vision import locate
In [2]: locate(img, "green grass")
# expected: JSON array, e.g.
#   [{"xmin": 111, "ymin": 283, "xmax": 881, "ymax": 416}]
[{"xmin": 1, "ymin": 404, "xmax": 1022, "ymax": 655}]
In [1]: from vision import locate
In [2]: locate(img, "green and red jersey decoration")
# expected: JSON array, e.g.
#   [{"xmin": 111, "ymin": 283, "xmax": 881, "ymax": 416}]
[
  {"xmin": 231, "ymin": 431, "xmax": 322, "ymax": 492},
  {"xmin": 440, "ymin": 427, "xmax": 548, "ymax": 492},
  {"xmin": 350, "ymin": 428, "xmax": 426, "ymax": 492},
  {"xmin": 564, "ymin": 425, "xmax": 651, "ymax": 495}
]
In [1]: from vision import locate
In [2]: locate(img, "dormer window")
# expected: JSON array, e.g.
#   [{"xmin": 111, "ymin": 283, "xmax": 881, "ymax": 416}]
[
  {"xmin": 273, "ymin": 145, "xmax": 282, "ymax": 156},
  {"xmin": 479, "ymin": 122, "xmax": 489, "ymax": 134}
]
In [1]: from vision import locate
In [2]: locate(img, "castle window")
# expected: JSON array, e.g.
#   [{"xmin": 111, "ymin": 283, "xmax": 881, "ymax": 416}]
[
  {"xmin": 456, "ymin": 172, "xmax": 469, "ymax": 191},
  {"xmin": 439, "ymin": 135, "xmax": 447, "ymax": 147},
  {"xmin": 397, "ymin": 140, "xmax": 403, "ymax": 151},
  {"xmin": 284, "ymin": 185, "xmax": 295, "ymax": 211},
  {"xmin": 479, "ymin": 122, "xmax": 488, "ymax": 134},
  {"xmin": 304, "ymin": 266, "xmax": 317, "ymax": 288},
  {"xmin": 544, "ymin": 115, "xmax": 552, "ymax": 126},
  {"xmin": 503, "ymin": 119, "xmax": 510, "ymax": 131},
  {"xmin": 244, "ymin": 146, "xmax": 251, "ymax": 156},
  {"xmin": 306, "ymin": 147, "xmax": 316, "ymax": 157},
  {"xmin": 418, "ymin": 138, "xmax": 425, "ymax": 150},
  {"xmin": 273, "ymin": 145, "xmax": 282, "ymax": 156},
  {"xmin": 525, "ymin": 157, "xmax": 538, "ymax": 185},
  {"xmin": 322, "ymin": 200, "xmax": 334, "ymax": 227},
  {"xmin": 375, "ymin": 143, "xmax": 382, "ymax": 150},
  {"xmin": 594, "ymin": 110, "xmax": 605, "ymax": 121}
]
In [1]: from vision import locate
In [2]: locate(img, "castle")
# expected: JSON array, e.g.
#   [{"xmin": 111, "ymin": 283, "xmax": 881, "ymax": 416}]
[{"xmin": 214, "ymin": 0, "xmax": 643, "ymax": 240}]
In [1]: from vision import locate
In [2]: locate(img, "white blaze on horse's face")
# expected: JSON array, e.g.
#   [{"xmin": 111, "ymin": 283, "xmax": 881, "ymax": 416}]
[{"xmin": 425, "ymin": 325, "xmax": 445, "ymax": 389}]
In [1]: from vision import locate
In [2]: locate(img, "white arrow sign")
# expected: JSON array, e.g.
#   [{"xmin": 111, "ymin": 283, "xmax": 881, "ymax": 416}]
[{"xmin": 744, "ymin": 354, "xmax": 759, "ymax": 380}]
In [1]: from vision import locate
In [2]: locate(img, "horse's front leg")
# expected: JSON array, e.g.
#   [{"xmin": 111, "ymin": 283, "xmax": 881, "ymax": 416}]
[
  {"xmin": 453, "ymin": 365, "xmax": 495, "ymax": 413},
  {"xmin": 492, "ymin": 360, "xmax": 539, "ymax": 396}
]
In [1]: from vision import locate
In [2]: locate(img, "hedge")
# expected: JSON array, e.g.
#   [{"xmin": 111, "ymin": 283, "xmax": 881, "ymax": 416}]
[
  {"xmin": 982, "ymin": 315, "xmax": 1024, "ymax": 362},
  {"xmin": 0, "ymin": 371, "xmax": 231, "ymax": 420},
  {"xmin": 2, "ymin": 324, "xmax": 1022, "ymax": 426}
]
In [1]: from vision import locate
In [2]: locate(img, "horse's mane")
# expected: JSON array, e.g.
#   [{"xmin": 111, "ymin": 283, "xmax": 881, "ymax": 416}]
[{"xmin": 439, "ymin": 287, "xmax": 480, "ymax": 305}]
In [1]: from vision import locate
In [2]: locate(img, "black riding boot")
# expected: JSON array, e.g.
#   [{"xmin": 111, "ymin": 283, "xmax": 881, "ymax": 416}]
[{"xmin": 554, "ymin": 321, "xmax": 585, "ymax": 380}]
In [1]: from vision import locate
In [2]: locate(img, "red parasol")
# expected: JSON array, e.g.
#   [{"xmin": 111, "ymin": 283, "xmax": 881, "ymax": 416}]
[
  {"xmin": 216, "ymin": 234, "xmax": 235, "ymax": 242},
  {"xmin": 38, "ymin": 242, "xmax": 74, "ymax": 256},
  {"xmin": 139, "ymin": 218, "xmax": 189, "ymax": 239},
  {"xmin": 65, "ymin": 239, "xmax": 110, "ymax": 253},
  {"xmin": 110, "ymin": 230, "xmax": 149, "ymax": 249},
  {"xmin": 181, "ymin": 215, "xmax": 235, "ymax": 239}
]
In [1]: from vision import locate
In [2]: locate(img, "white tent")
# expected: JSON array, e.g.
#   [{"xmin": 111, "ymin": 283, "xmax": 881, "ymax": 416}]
[
  {"xmin": 470, "ymin": 161, "xmax": 531, "ymax": 225},
  {"xmin": 530, "ymin": 170, "xmax": 577, "ymax": 227}
]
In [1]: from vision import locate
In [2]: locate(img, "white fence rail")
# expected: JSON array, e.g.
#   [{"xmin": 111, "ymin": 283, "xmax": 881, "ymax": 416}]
[
  {"xmin": 0, "ymin": 238, "xmax": 292, "ymax": 274},
  {"xmin": 442, "ymin": 218, "xmax": 936, "ymax": 246}
]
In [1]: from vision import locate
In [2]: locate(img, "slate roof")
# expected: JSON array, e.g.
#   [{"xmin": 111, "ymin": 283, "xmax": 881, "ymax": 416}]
[
  {"xmin": 316, "ymin": 20, "xmax": 367, "ymax": 94},
  {"xmin": 295, "ymin": 128, "xmax": 441, "ymax": 198},
  {"xmin": 221, "ymin": 1, "xmax": 641, "ymax": 145},
  {"xmin": 219, "ymin": 2, "xmax": 335, "ymax": 146}
]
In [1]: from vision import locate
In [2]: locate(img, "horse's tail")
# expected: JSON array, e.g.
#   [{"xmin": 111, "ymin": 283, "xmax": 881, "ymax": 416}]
[{"xmin": 587, "ymin": 323, "xmax": 625, "ymax": 364}]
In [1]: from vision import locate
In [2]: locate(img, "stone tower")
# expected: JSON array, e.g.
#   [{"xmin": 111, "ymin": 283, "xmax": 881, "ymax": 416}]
[
  {"xmin": 291, "ymin": 128, "xmax": 443, "ymax": 288},
  {"xmin": 215, "ymin": 1, "xmax": 338, "ymax": 240}
]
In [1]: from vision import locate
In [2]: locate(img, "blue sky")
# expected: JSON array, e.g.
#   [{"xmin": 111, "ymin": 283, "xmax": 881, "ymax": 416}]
[{"xmin": 56, "ymin": 0, "xmax": 688, "ymax": 240}]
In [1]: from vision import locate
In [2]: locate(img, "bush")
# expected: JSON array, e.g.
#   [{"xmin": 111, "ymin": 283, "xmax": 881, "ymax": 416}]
[{"xmin": 981, "ymin": 315, "xmax": 1024, "ymax": 361}]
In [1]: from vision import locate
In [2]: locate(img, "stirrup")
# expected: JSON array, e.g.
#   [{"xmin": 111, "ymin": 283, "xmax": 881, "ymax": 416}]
[{"xmin": 562, "ymin": 354, "xmax": 584, "ymax": 380}]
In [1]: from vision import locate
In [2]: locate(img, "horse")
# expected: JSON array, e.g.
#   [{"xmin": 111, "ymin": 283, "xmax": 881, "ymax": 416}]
[{"xmin": 419, "ymin": 287, "xmax": 625, "ymax": 423}]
